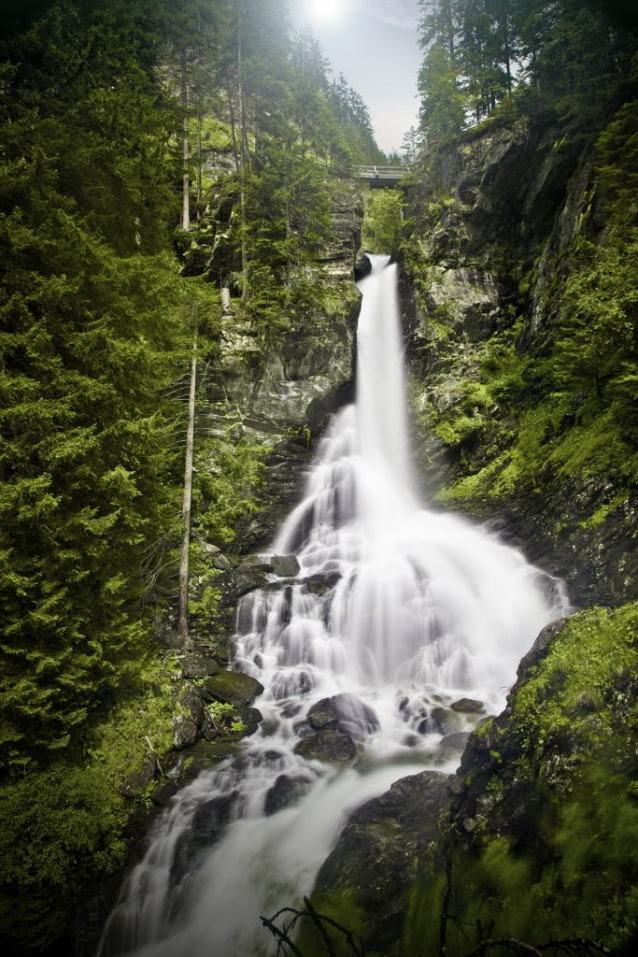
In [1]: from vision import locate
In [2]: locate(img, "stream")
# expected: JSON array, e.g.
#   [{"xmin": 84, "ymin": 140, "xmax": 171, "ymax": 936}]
[{"xmin": 98, "ymin": 255, "xmax": 568, "ymax": 957}]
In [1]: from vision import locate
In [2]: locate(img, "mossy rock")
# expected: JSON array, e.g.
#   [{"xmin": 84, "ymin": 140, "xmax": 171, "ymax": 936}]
[
  {"xmin": 306, "ymin": 771, "xmax": 450, "ymax": 957},
  {"xmin": 294, "ymin": 730, "xmax": 357, "ymax": 763},
  {"xmin": 200, "ymin": 670, "xmax": 264, "ymax": 708}
]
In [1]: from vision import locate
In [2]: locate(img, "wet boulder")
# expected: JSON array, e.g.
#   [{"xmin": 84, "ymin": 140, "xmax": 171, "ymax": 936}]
[
  {"xmin": 171, "ymin": 791, "xmax": 239, "ymax": 886},
  {"xmin": 295, "ymin": 730, "xmax": 357, "ymax": 763},
  {"xmin": 430, "ymin": 706, "xmax": 462, "ymax": 735},
  {"xmin": 307, "ymin": 693, "xmax": 379, "ymax": 740},
  {"xmin": 150, "ymin": 779, "xmax": 180, "ymax": 807},
  {"xmin": 228, "ymin": 562, "xmax": 273, "ymax": 599},
  {"xmin": 302, "ymin": 571, "xmax": 342, "ymax": 596},
  {"xmin": 264, "ymin": 774, "xmax": 313, "ymax": 816},
  {"xmin": 306, "ymin": 698, "xmax": 339, "ymax": 731},
  {"xmin": 271, "ymin": 554, "xmax": 301, "ymax": 578},
  {"xmin": 354, "ymin": 254, "xmax": 372, "ymax": 281},
  {"xmin": 201, "ymin": 670, "xmax": 264, "ymax": 708},
  {"xmin": 451, "ymin": 697, "xmax": 485, "ymax": 713}
]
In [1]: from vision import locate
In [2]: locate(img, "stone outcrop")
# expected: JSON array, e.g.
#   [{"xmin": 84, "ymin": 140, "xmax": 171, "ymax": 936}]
[
  {"xmin": 306, "ymin": 606, "xmax": 638, "ymax": 955},
  {"xmin": 307, "ymin": 772, "xmax": 450, "ymax": 956},
  {"xmin": 402, "ymin": 113, "xmax": 637, "ymax": 607}
]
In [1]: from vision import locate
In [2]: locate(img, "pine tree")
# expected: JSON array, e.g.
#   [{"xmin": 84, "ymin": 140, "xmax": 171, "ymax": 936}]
[{"xmin": 0, "ymin": 0, "xmax": 185, "ymax": 773}]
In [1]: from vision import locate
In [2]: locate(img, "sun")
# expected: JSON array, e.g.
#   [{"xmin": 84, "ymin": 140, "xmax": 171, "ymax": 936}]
[{"xmin": 306, "ymin": 0, "xmax": 344, "ymax": 25}]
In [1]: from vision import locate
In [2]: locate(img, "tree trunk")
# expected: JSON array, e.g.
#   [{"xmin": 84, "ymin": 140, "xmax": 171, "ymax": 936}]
[
  {"xmin": 238, "ymin": 6, "xmax": 249, "ymax": 300},
  {"xmin": 227, "ymin": 86, "xmax": 240, "ymax": 171},
  {"xmin": 181, "ymin": 48, "xmax": 190, "ymax": 231},
  {"xmin": 444, "ymin": 0, "xmax": 455, "ymax": 61},
  {"xmin": 178, "ymin": 332, "xmax": 197, "ymax": 645},
  {"xmin": 196, "ymin": 87, "xmax": 203, "ymax": 211}
]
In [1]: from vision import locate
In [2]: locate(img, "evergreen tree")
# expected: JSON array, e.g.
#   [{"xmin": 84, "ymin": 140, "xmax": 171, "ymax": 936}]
[
  {"xmin": 0, "ymin": 0, "xmax": 185, "ymax": 773},
  {"xmin": 418, "ymin": 41, "xmax": 467, "ymax": 142}
]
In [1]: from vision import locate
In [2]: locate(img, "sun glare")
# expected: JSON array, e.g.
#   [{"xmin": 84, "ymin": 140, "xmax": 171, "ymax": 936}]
[{"xmin": 307, "ymin": 0, "xmax": 344, "ymax": 25}]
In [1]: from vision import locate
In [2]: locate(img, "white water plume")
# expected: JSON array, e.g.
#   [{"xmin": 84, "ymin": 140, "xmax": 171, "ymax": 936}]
[{"xmin": 98, "ymin": 255, "xmax": 568, "ymax": 957}]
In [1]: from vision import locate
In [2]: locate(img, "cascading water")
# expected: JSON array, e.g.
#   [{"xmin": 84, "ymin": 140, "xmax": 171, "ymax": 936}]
[{"xmin": 99, "ymin": 256, "xmax": 569, "ymax": 957}]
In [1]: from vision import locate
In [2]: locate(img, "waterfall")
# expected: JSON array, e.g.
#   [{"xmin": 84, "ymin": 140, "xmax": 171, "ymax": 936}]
[{"xmin": 98, "ymin": 255, "xmax": 568, "ymax": 957}]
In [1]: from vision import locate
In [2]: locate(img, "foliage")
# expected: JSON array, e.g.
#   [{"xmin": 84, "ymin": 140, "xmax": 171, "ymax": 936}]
[
  {"xmin": 0, "ymin": 0, "xmax": 189, "ymax": 775},
  {"xmin": 0, "ymin": 649, "xmax": 179, "ymax": 954},
  {"xmin": 361, "ymin": 191, "xmax": 405, "ymax": 255},
  {"xmin": 416, "ymin": 0, "xmax": 637, "ymax": 144},
  {"xmin": 205, "ymin": 699, "xmax": 246, "ymax": 735},
  {"xmin": 194, "ymin": 436, "xmax": 268, "ymax": 547},
  {"xmin": 418, "ymin": 40, "xmax": 467, "ymax": 141},
  {"xmin": 327, "ymin": 72, "xmax": 387, "ymax": 165}
]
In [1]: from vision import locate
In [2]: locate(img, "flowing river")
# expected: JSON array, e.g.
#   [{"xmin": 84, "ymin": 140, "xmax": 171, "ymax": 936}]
[{"xmin": 98, "ymin": 255, "xmax": 568, "ymax": 957}]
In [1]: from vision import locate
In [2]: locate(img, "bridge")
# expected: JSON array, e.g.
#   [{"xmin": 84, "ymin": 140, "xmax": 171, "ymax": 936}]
[{"xmin": 355, "ymin": 165, "xmax": 408, "ymax": 188}]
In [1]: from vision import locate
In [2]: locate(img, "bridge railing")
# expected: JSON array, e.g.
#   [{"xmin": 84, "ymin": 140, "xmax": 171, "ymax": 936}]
[{"xmin": 356, "ymin": 165, "xmax": 408, "ymax": 179}]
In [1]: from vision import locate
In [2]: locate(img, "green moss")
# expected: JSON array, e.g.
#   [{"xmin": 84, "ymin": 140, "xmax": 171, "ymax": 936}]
[
  {"xmin": 402, "ymin": 871, "xmax": 447, "ymax": 957},
  {"xmin": 511, "ymin": 604, "xmax": 637, "ymax": 758},
  {"xmin": 89, "ymin": 651, "xmax": 179, "ymax": 783},
  {"xmin": 438, "ymin": 606, "xmax": 638, "ymax": 953},
  {"xmin": 299, "ymin": 887, "xmax": 368, "ymax": 957},
  {"xmin": 447, "ymin": 763, "xmax": 638, "ymax": 952}
]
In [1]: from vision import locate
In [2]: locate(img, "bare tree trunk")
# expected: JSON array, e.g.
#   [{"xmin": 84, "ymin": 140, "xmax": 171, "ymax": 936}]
[
  {"xmin": 238, "ymin": 5, "xmax": 249, "ymax": 300},
  {"xmin": 227, "ymin": 86, "xmax": 240, "ymax": 170},
  {"xmin": 178, "ymin": 331, "xmax": 197, "ymax": 645},
  {"xmin": 444, "ymin": 0, "xmax": 455, "ymax": 61},
  {"xmin": 181, "ymin": 47, "xmax": 190, "ymax": 231},
  {"xmin": 196, "ymin": 87, "xmax": 203, "ymax": 211}
]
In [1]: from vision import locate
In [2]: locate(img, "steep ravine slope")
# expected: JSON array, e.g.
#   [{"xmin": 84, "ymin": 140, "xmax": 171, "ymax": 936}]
[
  {"xmin": 302, "ymin": 103, "xmax": 637, "ymax": 954},
  {"xmin": 402, "ymin": 104, "xmax": 637, "ymax": 607}
]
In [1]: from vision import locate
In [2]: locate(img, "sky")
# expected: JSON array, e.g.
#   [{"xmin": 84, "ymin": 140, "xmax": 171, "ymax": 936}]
[{"xmin": 290, "ymin": 0, "xmax": 422, "ymax": 157}]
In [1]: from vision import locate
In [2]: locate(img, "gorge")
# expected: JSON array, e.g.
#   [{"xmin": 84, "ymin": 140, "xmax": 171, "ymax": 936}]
[{"xmin": 0, "ymin": 2, "xmax": 636, "ymax": 956}]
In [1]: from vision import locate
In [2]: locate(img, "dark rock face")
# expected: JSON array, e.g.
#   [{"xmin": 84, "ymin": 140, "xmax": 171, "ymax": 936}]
[
  {"xmin": 171, "ymin": 791, "xmax": 239, "ymax": 887},
  {"xmin": 150, "ymin": 780, "xmax": 180, "ymax": 807},
  {"xmin": 172, "ymin": 714, "xmax": 199, "ymax": 750},
  {"xmin": 501, "ymin": 486, "xmax": 638, "ymax": 608},
  {"xmin": 179, "ymin": 653, "xmax": 221, "ymax": 680},
  {"xmin": 264, "ymin": 773, "xmax": 313, "ymax": 816},
  {"xmin": 227, "ymin": 562, "xmax": 274, "ymax": 600},
  {"xmin": 308, "ymin": 772, "xmax": 450, "ymax": 956},
  {"xmin": 516, "ymin": 617, "xmax": 568, "ymax": 681},
  {"xmin": 294, "ymin": 729, "xmax": 357, "ymax": 763}
]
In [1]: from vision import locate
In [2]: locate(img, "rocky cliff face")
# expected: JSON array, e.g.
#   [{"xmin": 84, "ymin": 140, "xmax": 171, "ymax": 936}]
[{"xmin": 401, "ymin": 110, "xmax": 637, "ymax": 607}]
